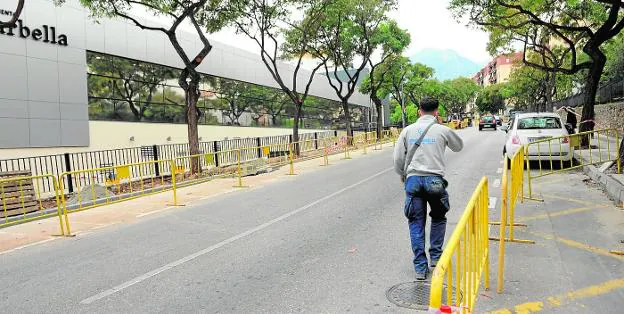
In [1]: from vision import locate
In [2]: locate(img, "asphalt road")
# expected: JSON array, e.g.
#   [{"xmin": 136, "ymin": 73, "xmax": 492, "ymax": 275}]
[{"xmin": 0, "ymin": 127, "xmax": 506, "ymax": 313}]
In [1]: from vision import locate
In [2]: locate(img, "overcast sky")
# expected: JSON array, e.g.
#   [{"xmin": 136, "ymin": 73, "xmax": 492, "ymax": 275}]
[
  {"xmin": 389, "ymin": 0, "xmax": 491, "ymax": 63},
  {"xmin": 138, "ymin": 0, "xmax": 492, "ymax": 64}
]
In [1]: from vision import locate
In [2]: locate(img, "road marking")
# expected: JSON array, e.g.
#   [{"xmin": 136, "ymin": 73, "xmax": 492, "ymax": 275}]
[
  {"xmin": 489, "ymin": 197, "xmax": 497, "ymax": 209},
  {"xmin": 80, "ymin": 167, "xmax": 394, "ymax": 305},
  {"xmin": 136, "ymin": 207, "xmax": 175, "ymax": 218},
  {"xmin": 496, "ymin": 168, "xmax": 503, "ymax": 174},
  {"xmin": 0, "ymin": 237, "xmax": 59, "ymax": 256},
  {"xmin": 517, "ymin": 205, "xmax": 607, "ymax": 222},
  {"xmin": 486, "ymin": 277, "xmax": 624, "ymax": 313},
  {"xmin": 541, "ymin": 193, "xmax": 609, "ymax": 207},
  {"xmin": 492, "ymin": 179, "xmax": 501, "ymax": 189},
  {"xmin": 529, "ymin": 232, "xmax": 624, "ymax": 262}
]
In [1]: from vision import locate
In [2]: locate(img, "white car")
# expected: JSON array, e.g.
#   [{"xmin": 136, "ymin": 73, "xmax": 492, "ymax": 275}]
[{"xmin": 501, "ymin": 112, "xmax": 572, "ymax": 163}]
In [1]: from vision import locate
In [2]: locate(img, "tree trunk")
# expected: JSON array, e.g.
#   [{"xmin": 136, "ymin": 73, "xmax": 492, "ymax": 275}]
[
  {"xmin": 292, "ymin": 103, "xmax": 302, "ymax": 156},
  {"xmin": 371, "ymin": 95, "xmax": 383, "ymax": 140},
  {"xmin": 618, "ymin": 137, "xmax": 624, "ymax": 170},
  {"xmin": 342, "ymin": 100, "xmax": 353, "ymax": 141},
  {"xmin": 579, "ymin": 56, "xmax": 606, "ymax": 146},
  {"xmin": 185, "ymin": 78, "xmax": 201, "ymax": 174},
  {"xmin": 400, "ymin": 101, "xmax": 407, "ymax": 128}
]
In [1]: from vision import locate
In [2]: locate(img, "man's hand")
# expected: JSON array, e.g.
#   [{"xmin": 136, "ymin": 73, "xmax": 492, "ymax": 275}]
[{"xmin": 436, "ymin": 115, "xmax": 443, "ymax": 124}]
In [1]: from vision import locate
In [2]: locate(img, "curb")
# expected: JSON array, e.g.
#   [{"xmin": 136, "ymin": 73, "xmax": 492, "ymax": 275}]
[{"xmin": 574, "ymin": 153, "xmax": 624, "ymax": 207}]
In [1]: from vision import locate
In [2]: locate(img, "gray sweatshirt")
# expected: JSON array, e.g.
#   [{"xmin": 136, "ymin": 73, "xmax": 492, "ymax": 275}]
[{"xmin": 393, "ymin": 115, "xmax": 464, "ymax": 178}]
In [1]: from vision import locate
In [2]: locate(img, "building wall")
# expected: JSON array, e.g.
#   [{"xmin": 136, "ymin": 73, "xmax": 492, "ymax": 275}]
[
  {"xmin": 0, "ymin": 121, "xmax": 325, "ymax": 159},
  {"xmin": 0, "ymin": 0, "xmax": 370, "ymax": 149},
  {"xmin": 496, "ymin": 63, "xmax": 515, "ymax": 84}
]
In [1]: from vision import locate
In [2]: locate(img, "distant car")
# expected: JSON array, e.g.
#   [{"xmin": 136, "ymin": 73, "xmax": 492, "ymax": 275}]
[
  {"xmin": 494, "ymin": 115, "xmax": 502, "ymax": 126},
  {"xmin": 502, "ymin": 112, "xmax": 572, "ymax": 164},
  {"xmin": 479, "ymin": 115, "xmax": 497, "ymax": 131}
]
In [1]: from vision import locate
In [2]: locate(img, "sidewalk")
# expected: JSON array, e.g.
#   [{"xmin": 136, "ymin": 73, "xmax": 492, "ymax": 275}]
[
  {"xmin": 478, "ymin": 171, "xmax": 624, "ymax": 313},
  {"xmin": 0, "ymin": 143, "xmax": 391, "ymax": 254}
]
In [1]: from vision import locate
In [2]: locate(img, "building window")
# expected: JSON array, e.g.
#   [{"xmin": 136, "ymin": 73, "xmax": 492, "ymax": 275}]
[{"xmin": 86, "ymin": 51, "xmax": 352, "ymax": 129}]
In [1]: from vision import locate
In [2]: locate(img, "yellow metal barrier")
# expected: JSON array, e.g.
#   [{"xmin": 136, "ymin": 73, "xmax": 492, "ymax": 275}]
[
  {"xmin": 490, "ymin": 149, "xmax": 533, "ymax": 241},
  {"xmin": 1, "ymin": 174, "xmax": 70, "ymax": 235},
  {"xmin": 430, "ymin": 177, "xmax": 490, "ymax": 313},
  {"xmin": 525, "ymin": 128, "xmax": 621, "ymax": 200},
  {"xmin": 492, "ymin": 150, "xmax": 535, "ymax": 294},
  {"xmin": 59, "ymin": 159, "xmax": 173, "ymax": 213}
]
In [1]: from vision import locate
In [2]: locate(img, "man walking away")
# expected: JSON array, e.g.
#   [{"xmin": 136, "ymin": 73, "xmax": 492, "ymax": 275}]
[{"xmin": 392, "ymin": 97, "xmax": 464, "ymax": 280}]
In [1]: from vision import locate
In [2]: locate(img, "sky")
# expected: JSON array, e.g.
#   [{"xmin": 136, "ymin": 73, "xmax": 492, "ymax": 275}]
[
  {"xmin": 138, "ymin": 0, "xmax": 492, "ymax": 65},
  {"xmin": 389, "ymin": 0, "xmax": 491, "ymax": 63}
]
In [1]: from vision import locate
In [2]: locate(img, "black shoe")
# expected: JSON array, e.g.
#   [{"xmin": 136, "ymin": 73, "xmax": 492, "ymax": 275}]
[
  {"xmin": 415, "ymin": 271, "xmax": 427, "ymax": 281},
  {"xmin": 430, "ymin": 260, "xmax": 439, "ymax": 269}
]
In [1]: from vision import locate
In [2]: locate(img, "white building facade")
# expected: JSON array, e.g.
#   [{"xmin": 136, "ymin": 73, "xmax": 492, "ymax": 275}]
[{"xmin": 0, "ymin": 0, "xmax": 372, "ymax": 150}]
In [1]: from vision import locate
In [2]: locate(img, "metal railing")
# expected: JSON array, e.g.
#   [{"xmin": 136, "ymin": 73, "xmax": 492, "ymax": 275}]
[
  {"xmin": 553, "ymin": 79, "xmax": 624, "ymax": 108},
  {"xmin": 0, "ymin": 130, "xmax": 399, "ymax": 232},
  {"xmin": 525, "ymin": 128, "xmax": 621, "ymax": 200},
  {"xmin": 0, "ymin": 131, "xmax": 337, "ymax": 195},
  {"xmin": 1, "ymin": 174, "xmax": 69, "ymax": 235},
  {"xmin": 429, "ymin": 177, "xmax": 490, "ymax": 313}
]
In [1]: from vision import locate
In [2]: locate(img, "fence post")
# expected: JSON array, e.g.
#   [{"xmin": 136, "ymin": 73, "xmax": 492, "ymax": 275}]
[
  {"xmin": 63, "ymin": 153, "xmax": 74, "ymax": 193},
  {"xmin": 256, "ymin": 137, "xmax": 262, "ymax": 159},
  {"xmin": 152, "ymin": 145, "xmax": 160, "ymax": 177},
  {"xmin": 314, "ymin": 132, "xmax": 318, "ymax": 150},
  {"xmin": 213, "ymin": 141, "xmax": 220, "ymax": 167}
]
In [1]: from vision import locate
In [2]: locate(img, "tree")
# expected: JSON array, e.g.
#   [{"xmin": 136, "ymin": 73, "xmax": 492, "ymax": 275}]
[
  {"xmin": 503, "ymin": 63, "xmax": 573, "ymax": 112},
  {"xmin": 404, "ymin": 63, "xmax": 435, "ymax": 105},
  {"xmin": 214, "ymin": 80, "xmax": 258, "ymax": 126},
  {"xmin": 231, "ymin": 0, "xmax": 330, "ymax": 153},
  {"xmin": 603, "ymin": 32, "xmax": 624, "ymax": 82},
  {"xmin": 87, "ymin": 54, "xmax": 176, "ymax": 121},
  {"xmin": 307, "ymin": 0, "xmax": 396, "ymax": 138},
  {"xmin": 450, "ymin": 0, "xmax": 624, "ymax": 142},
  {"xmin": 476, "ymin": 83, "xmax": 506, "ymax": 114},
  {"xmin": 444, "ymin": 77, "xmax": 480, "ymax": 115},
  {"xmin": 81, "ymin": 0, "xmax": 234, "ymax": 172},
  {"xmin": 377, "ymin": 56, "xmax": 414, "ymax": 128},
  {"xmin": 0, "ymin": 0, "xmax": 24, "ymax": 27},
  {"xmin": 359, "ymin": 20, "xmax": 411, "ymax": 138},
  {"xmin": 390, "ymin": 102, "xmax": 418, "ymax": 124}
]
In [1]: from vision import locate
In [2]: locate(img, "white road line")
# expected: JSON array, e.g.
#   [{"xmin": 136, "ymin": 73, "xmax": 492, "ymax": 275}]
[
  {"xmin": 136, "ymin": 207, "xmax": 175, "ymax": 218},
  {"xmin": 492, "ymin": 179, "xmax": 501, "ymax": 189},
  {"xmin": 80, "ymin": 167, "xmax": 394, "ymax": 305},
  {"xmin": 489, "ymin": 197, "xmax": 498, "ymax": 209},
  {"xmin": 0, "ymin": 237, "xmax": 59, "ymax": 256},
  {"xmin": 496, "ymin": 168, "xmax": 503, "ymax": 174}
]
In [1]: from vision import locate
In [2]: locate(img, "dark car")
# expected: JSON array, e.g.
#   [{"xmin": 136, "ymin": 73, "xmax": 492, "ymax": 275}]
[{"xmin": 479, "ymin": 115, "xmax": 497, "ymax": 131}]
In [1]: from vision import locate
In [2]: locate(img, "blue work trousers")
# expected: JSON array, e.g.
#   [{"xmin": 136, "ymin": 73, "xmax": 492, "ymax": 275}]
[{"xmin": 404, "ymin": 175, "xmax": 450, "ymax": 273}]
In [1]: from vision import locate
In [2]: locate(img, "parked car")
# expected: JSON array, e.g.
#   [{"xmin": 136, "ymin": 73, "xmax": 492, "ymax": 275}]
[
  {"xmin": 501, "ymin": 112, "xmax": 572, "ymax": 164},
  {"xmin": 479, "ymin": 115, "xmax": 497, "ymax": 131},
  {"xmin": 494, "ymin": 115, "xmax": 503, "ymax": 126}
]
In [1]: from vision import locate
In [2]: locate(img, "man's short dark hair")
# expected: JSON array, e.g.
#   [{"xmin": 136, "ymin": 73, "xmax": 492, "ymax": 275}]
[{"xmin": 420, "ymin": 97, "xmax": 439, "ymax": 113}]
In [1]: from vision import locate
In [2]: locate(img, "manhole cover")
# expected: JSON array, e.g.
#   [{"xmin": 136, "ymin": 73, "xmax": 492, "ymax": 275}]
[{"xmin": 386, "ymin": 281, "xmax": 462, "ymax": 310}]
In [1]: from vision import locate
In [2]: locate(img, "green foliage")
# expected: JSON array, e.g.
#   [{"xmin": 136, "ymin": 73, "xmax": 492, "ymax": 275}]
[
  {"xmin": 603, "ymin": 32, "xmax": 624, "ymax": 82},
  {"xmin": 79, "ymin": 0, "xmax": 236, "ymax": 33},
  {"xmin": 449, "ymin": 0, "xmax": 624, "ymax": 129},
  {"xmin": 443, "ymin": 77, "xmax": 480, "ymax": 114},
  {"xmin": 476, "ymin": 84, "xmax": 506, "ymax": 114},
  {"xmin": 291, "ymin": 0, "xmax": 397, "ymax": 133},
  {"xmin": 390, "ymin": 102, "xmax": 418, "ymax": 124}
]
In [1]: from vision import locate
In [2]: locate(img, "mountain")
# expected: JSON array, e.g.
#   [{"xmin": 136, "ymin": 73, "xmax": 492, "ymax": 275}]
[{"xmin": 410, "ymin": 49, "xmax": 484, "ymax": 81}]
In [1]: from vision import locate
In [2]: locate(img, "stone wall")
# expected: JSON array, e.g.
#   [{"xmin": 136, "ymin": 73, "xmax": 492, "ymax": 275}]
[{"xmin": 561, "ymin": 102, "xmax": 624, "ymax": 132}]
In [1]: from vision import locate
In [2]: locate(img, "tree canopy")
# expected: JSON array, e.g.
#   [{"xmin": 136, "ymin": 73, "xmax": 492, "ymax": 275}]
[
  {"xmin": 476, "ymin": 83, "xmax": 506, "ymax": 114},
  {"xmin": 449, "ymin": 0, "xmax": 624, "ymax": 134}
]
